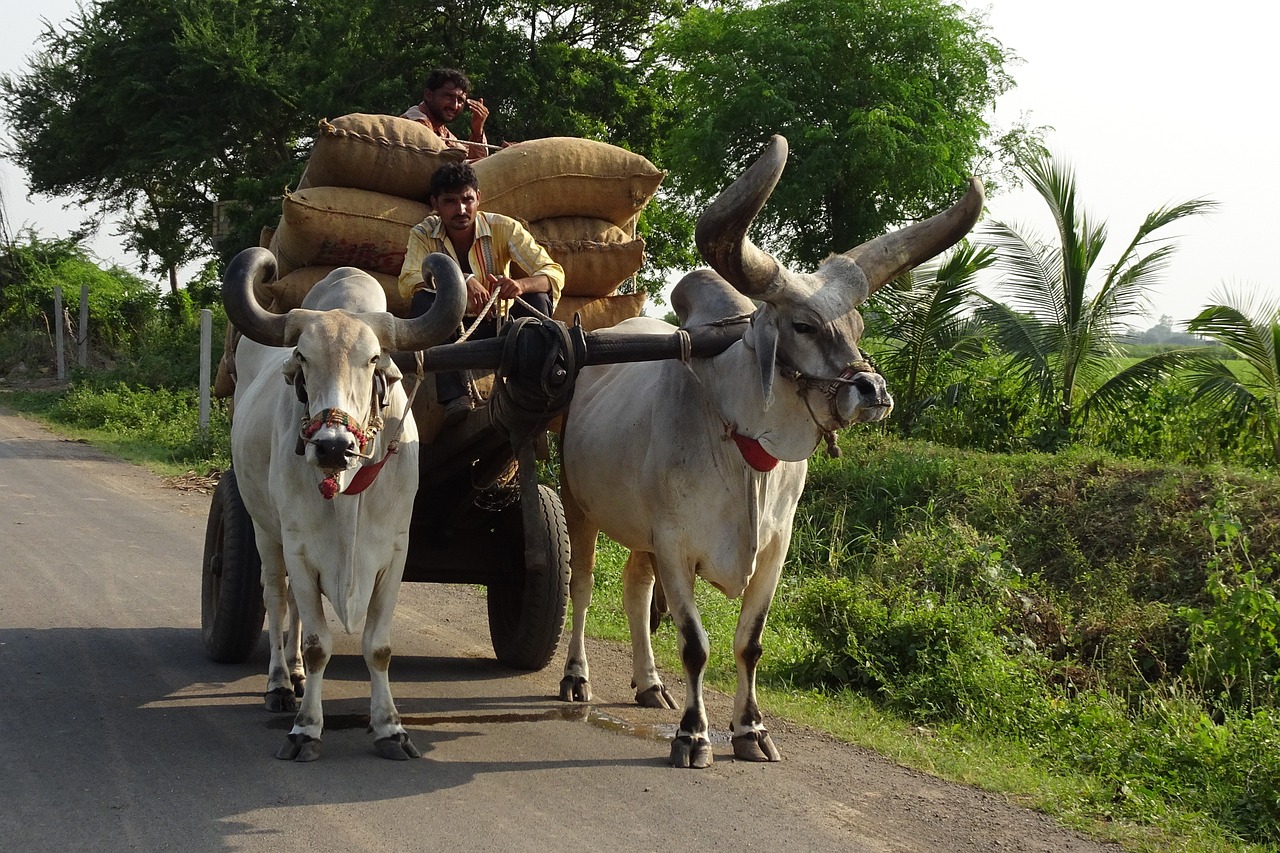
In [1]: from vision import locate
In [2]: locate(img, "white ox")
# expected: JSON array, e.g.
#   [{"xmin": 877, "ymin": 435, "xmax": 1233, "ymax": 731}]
[
  {"xmin": 224, "ymin": 248, "xmax": 465, "ymax": 761},
  {"xmin": 559, "ymin": 136, "xmax": 983, "ymax": 767}
]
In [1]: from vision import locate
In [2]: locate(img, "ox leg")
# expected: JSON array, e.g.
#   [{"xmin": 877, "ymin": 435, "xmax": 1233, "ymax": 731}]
[
  {"xmin": 729, "ymin": 549, "xmax": 784, "ymax": 762},
  {"xmin": 276, "ymin": 573, "xmax": 330, "ymax": 762},
  {"xmin": 364, "ymin": 563, "xmax": 419, "ymax": 760},
  {"xmin": 258, "ymin": 533, "xmax": 299, "ymax": 713},
  {"xmin": 622, "ymin": 551, "xmax": 675, "ymax": 709},
  {"xmin": 559, "ymin": 480, "xmax": 595, "ymax": 703},
  {"xmin": 660, "ymin": 558, "xmax": 713, "ymax": 769}
]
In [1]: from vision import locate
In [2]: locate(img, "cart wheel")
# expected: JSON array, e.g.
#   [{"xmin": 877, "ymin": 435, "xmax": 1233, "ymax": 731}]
[
  {"xmin": 487, "ymin": 483, "xmax": 570, "ymax": 670},
  {"xmin": 201, "ymin": 468, "xmax": 265, "ymax": 663}
]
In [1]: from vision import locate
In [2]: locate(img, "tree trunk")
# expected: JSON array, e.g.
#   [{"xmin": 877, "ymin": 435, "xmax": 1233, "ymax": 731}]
[{"xmin": 169, "ymin": 265, "xmax": 178, "ymax": 294}]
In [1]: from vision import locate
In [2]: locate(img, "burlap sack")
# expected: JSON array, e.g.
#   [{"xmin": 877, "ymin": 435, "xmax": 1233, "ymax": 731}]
[
  {"xmin": 553, "ymin": 292, "xmax": 648, "ymax": 331},
  {"xmin": 265, "ymin": 266, "xmax": 409, "ymax": 316},
  {"xmin": 472, "ymin": 138, "xmax": 664, "ymax": 227},
  {"xmin": 258, "ymin": 224, "xmax": 275, "ymax": 248},
  {"xmin": 512, "ymin": 216, "xmax": 645, "ymax": 297},
  {"xmin": 273, "ymin": 187, "xmax": 430, "ymax": 277},
  {"xmin": 296, "ymin": 114, "xmax": 467, "ymax": 202},
  {"xmin": 213, "ymin": 322, "xmax": 239, "ymax": 399}
]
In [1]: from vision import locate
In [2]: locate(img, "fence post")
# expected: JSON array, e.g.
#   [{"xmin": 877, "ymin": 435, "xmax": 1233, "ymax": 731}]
[
  {"xmin": 54, "ymin": 286, "xmax": 66, "ymax": 380},
  {"xmin": 78, "ymin": 284, "xmax": 89, "ymax": 367},
  {"xmin": 199, "ymin": 309, "xmax": 212, "ymax": 433}
]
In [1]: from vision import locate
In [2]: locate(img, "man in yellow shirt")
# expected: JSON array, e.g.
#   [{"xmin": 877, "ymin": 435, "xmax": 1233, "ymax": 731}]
[{"xmin": 399, "ymin": 161, "xmax": 565, "ymax": 424}]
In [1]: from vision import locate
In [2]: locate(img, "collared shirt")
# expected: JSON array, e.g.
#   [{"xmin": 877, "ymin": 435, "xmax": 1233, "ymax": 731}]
[
  {"xmin": 401, "ymin": 103, "xmax": 488, "ymax": 160},
  {"xmin": 398, "ymin": 211, "xmax": 565, "ymax": 316}
]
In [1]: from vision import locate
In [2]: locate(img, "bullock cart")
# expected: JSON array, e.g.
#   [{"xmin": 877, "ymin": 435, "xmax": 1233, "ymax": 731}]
[{"xmin": 201, "ymin": 312, "xmax": 746, "ymax": 671}]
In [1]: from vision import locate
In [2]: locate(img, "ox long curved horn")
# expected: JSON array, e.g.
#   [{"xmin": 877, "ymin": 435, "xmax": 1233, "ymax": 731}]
[
  {"xmin": 223, "ymin": 247, "xmax": 288, "ymax": 346},
  {"xmin": 844, "ymin": 177, "xmax": 985, "ymax": 295},
  {"xmin": 379, "ymin": 252, "xmax": 467, "ymax": 351},
  {"xmin": 695, "ymin": 135, "xmax": 786, "ymax": 299}
]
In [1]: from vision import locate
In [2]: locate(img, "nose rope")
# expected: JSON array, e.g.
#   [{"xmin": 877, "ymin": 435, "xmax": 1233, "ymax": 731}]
[
  {"xmin": 298, "ymin": 406, "xmax": 382, "ymax": 458},
  {"xmin": 779, "ymin": 356, "xmax": 881, "ymax": 458}
]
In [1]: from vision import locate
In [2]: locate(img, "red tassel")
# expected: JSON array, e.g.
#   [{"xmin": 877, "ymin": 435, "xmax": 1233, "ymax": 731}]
[
  {"xmin": 319, "ymin": 475, "xmax": 340, "ymax": 500},
  {"xmin": 731, "ymin": 432, "xmax": 780, "ymax": 472}
]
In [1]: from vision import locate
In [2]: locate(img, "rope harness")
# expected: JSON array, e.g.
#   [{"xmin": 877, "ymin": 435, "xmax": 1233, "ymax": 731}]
[
  {"xmin": 295, "ymin": 353, "xmax": 427, "ymax": 500},
  {"xmin": 679, "ymin": 317, "xmax": 882, "ymax": 465},
  {"xmin": 778, "ymin": 354, "xmax": 880, "ymax": 459}
]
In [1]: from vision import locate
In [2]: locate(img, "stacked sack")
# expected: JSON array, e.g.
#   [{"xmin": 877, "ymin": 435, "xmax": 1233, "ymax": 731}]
[
  {"xmin": 216, "ymin": 118, "xmax": 665, "ymax": 397},
  {"xmin": 266, "ymin": 113, "xmax": 467, "ymax": 317},
  {"xmin": 471, "ymin": 137, "xmax": 663, "ymax": 331}
]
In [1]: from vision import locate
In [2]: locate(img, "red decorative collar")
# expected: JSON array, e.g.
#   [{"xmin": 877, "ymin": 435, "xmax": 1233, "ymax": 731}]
[{"xmin": 731, "ymin": 432, "xmax": 779, "ymax": 472}]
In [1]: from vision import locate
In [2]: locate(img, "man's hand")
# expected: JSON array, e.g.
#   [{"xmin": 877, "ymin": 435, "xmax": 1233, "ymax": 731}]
[
  {"xmin": 465, "ymin": 274, "xmax": 492, "ymax": 315},
  {"xmin": 489, "ymin": 273, "xmax": 524, "ymax": 301},
  {"xmin": 466, "ymin": 98, "xmax": 489, "ymax": 139}
]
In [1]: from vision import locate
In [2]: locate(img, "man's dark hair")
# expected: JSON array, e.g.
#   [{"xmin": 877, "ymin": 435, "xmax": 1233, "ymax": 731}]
[
  {"xmin": 424, "ymin": 68, "xmax": 471, "ymax": 94},
  {"xmin": 429, "ymin": 162, "xmax": 480, "ymax": 200}
]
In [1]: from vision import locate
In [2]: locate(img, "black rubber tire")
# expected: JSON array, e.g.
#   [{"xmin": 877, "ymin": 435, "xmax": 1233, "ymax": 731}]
[
  {"xmin": 487, "ymin": 483, "xmax": 571, "ymax": 671},
  {"xmin": 201, "ymin": 468, "xmax": 266, "ymax": 663}
]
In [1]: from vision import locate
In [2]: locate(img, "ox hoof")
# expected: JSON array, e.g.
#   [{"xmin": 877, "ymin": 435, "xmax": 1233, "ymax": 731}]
[
  {"xmin": 276, "ymin": 733, "xmax": 321, "ymax": 762},
  {"xmin": 732, "ymin": 730, "xmax": 782, "ymax": 762},
  {"xmin": 635, "ymin": 684, "xmax": 677, "ymax": 710},
  {"xmin": 374, "ymin": 733, "xmax": 421, "ymax": 761},
  {"xmin": 264, "ymin": 687, "xmax": 298, "ymax": 713},
  {"xmin": 559, "ymin": 676, "xmax": 591, "ymax": 703},
  {"xmin": 669, "ymin": 734, "xmax": 713, "ymax": 769}
]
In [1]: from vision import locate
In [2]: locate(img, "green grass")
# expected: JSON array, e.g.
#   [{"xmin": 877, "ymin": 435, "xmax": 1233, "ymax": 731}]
[{"xmin": 1, "ymin": 384, "xmax": 230, "ymax": 477}]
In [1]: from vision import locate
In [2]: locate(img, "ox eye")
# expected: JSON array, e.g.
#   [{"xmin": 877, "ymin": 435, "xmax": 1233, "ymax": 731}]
[{"xmin": 792, "ymin": 322, "xmax": 817, "ymax": 335}]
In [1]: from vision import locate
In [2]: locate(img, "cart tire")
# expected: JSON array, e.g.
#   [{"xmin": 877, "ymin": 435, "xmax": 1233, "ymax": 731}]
[
  {"xmin": 201, "ymin": 468, "xmax": 265, "ymax": 663},
  {"xmin": 487, "ymin": 484, "xmax": 570, "ymax": 670}
]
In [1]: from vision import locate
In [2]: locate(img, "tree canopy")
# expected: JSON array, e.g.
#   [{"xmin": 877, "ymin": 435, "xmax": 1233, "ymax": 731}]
[
  {"xmin": 650, "ymin": 0, "xmax": 1015, "ymax": 267},
  {"xmin": 2, "ymin": 0, "xmax": 1017, "ymax": 293}
]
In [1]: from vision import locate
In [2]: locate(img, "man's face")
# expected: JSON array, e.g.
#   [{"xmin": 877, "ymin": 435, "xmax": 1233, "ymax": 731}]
[
  {"xmin": 425, "ymin": 84, "xmax": 468, "ymax": 124},
  {"xmin": 433, "ymin": 186, "xmax": 480, "ymax": 235}
]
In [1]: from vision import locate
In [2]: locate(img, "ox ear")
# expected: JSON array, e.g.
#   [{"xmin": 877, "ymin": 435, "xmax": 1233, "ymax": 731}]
[
  {"xmin": 744, "ymin": 305, "xmax": 779, "ymax": 409},
  {"xmin": 282, "ymin": 351, "xmax": 303, "ymax": 386},
  {"xmin": 376, "ymin": 351, "xmax": 402, "ymax": 386},
  {"xmin": 282, "ymin": 351, "xmax": 307, "ymax": 403}
]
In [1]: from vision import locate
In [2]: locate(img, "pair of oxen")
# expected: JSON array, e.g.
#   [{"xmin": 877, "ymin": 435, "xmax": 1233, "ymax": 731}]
[{"xmin": 222, "ymin": 135, "xmax": 983, "ymax": 765}]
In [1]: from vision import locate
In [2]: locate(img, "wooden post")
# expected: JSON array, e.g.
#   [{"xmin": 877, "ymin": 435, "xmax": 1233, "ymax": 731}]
[
  {"xmin": 54, "ymin": 286, "xmax": 66, "ymax": 380},
  {"xmin": 78, "ymin": 284, "xmax": 89, "ymax": 367},
  {"xmin": 199, "ymin": 309, "xmax": 212, "ymax": 432}
]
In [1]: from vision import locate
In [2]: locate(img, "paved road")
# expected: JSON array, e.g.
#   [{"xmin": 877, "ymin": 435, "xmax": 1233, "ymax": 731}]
[{"xmin": 0, "ymin": 407, "xmax": 1120, "ymax": 853}]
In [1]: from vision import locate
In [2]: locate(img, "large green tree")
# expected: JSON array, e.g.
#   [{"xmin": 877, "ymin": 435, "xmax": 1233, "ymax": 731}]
[
  {"xmin": 977, "ymin": 152, "xmax": 1215, "ymax": 446},
  {"xmin": 1, "ymin": 0, "xmax": 675, "ymax": 288},
  {"xmin": 650, "ymin": 0, "xmax": 1016, "ymax": 267}
]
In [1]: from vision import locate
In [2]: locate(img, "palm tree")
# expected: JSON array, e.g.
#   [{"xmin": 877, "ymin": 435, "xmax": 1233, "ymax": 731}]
[
  {"xmin": 868, "ymin": 241, "xmax": 994, "ymax": 435},
  {"xmin": 977, "ymin": 151, "xmax": 1215, "ymax": 445},
  {"xmin": 1181, "ymin": 288, "xmax": 1280, "ymax": 466}
]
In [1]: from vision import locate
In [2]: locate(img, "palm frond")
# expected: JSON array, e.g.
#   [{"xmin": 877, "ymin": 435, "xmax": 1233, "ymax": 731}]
[
  {"xmin": 1080, "ymin": 349, "xmax": 1204, "ymax": 421},
  {"xmin": 983, "ymin": 219, "xmax": 1067, "ymax": 323},
  {"xmin": 1187, "ymin": 304, "xmax": 1280, "ymax": 386}
]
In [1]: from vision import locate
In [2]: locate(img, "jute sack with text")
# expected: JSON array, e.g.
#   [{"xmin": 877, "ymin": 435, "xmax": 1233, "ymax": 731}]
[
  {"xmin": 272, "ymin": 187, "xmax": 430, "ymax": 278},
  {"xmin": 514, "ymin": 216, "xmax": 645, "ymax": 297},
  {"xmin": 296, "ymin": 114, "xmax": 467, "ymax": 202},
  {"xmin": 472, "ymin": 138, "xmax": 664, "ymax": 227}
]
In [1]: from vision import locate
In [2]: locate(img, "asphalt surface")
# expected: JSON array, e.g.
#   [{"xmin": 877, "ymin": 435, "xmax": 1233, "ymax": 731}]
[{"xmin": 0, "ymin": 406, "xmax": 1122, "ymax": 853}]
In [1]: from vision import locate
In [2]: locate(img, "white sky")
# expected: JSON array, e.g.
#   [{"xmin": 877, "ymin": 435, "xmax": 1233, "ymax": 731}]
[{"xmin": 1, "ymin": 1, "xmax": 1273, "ymax": 326}]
